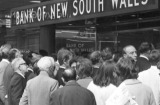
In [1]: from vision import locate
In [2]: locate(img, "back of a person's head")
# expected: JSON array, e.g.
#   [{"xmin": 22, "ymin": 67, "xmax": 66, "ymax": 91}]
[
  {"xmin": 62, "ymin": 68, "xmax": 76, "ymax": 82},
  {"xmin": 112, "ymin": 52, "xmax": 122, "ymax": 63},
  {"xmin": 12, "ymin": 57, "xmax": 25, "ymax": 71},
  {"xmin": 149, "ymin": 49, "xmax": 160, "ymax": 65},
  {"xmin": 1, "ymin": 43, "xmax": 12, "ymax": 54},
  {"xmin": 0, "ymin": 43, "xmax": 12, "ymax": 59},
  {"xmin": 8, "ymin": 48, "xmax": 21, "ymax": 62},
  {"xmin": 138, "ymin": 42, "xmax": 152, "ymax": 54},
  {"xmin": 101, "ymin": 47, "xmax": 113, "ymax": 61},
  {"xmin": 117, "ymin": 57, "xmax": 138, "ymax": 80},
  {"xmin": 21, "ymin": 50, "xmax": 32, "ymax": 66},
  {"xmin": 81, "ymin": 51, "xmax": 90, "ymax": 58},
  {"xmin": 93, "ymin": 60, "xmax": 117, "ymax": 87},
  {"xmin": 57, "ymin": 48, "xmax": 72, "ymax": 65},
  {"xmin": 37, "ymin": 56, "xmax": 55, "ymax": 72},
  {"xmin": 28, "ymin": 51, "xmax": 41, "ymax": 65},
  {"xmin": 28, "ymin": 51, "xmax": 39, "ymax": 58},
  {"xmin": 69, "ymin": 57, "xmax": 77, "ymax": 68},
  {"xmin": 89, "ymin": 51, "xmax": 102, "ymax": 65},
  {"xmin": 76, "ymin": 58, "xmax": 92, "ymax": 79},
  {"xmin": 51, "ymin": 53, "xmax": 57, "ymax": 61},
  {"xmin": 39, "ymin": 49, "xmax": 48, "ymax": 56}
]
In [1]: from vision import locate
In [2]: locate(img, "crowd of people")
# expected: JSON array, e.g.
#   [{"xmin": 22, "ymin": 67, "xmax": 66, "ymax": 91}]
[{"xmin": 0, "ymin": 42, "xmax": 159, "ymax": 105}]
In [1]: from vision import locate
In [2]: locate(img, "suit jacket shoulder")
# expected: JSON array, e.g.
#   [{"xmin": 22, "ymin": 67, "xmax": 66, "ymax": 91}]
[
  {"xmin": 50, "ymin": 81, "xmax": 96, "ymax": 105},
  {"xmin": 137, "ymin": 57, "xmax": 151, "ymax": 72},
  {"xmin": 9, "ymin": 72, "xmax": 26, "ymax": 105}
]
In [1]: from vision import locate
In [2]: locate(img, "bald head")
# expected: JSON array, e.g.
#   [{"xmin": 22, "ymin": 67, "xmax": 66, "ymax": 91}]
[
  {"xmin": 62, "ymin": 68, "xmax": 76, "ymax": 82},
  {"xmin": 123, "ymin": 45, "xmax": 137, "ymax": 61}
]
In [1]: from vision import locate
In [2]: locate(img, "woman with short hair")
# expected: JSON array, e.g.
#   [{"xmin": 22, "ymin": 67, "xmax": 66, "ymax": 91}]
[{"xmin": 116, "ymin": 57, "xmax": 156, "ymax": 105}]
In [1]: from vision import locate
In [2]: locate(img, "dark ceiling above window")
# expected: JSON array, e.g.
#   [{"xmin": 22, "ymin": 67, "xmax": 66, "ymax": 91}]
[
  {"xmin": 0, "ymin": 0, "xmax": 52, "ymax": 11},
  {"xmin": 0, "ymin": 0, "xmax": 33, "ymax": 11}
]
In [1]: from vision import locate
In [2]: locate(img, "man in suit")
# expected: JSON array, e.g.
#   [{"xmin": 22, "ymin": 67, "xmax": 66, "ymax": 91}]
[
  {"xmin": 19, "ymin": 56, "xmax": 59, "ymax": 105},
  {"xmin": 138, "ymin": 49, "xmax": 160, "ymax": 105},
  {"xmin": 55, "ymin": 48, "xmax": 73, "ymax": 86},
  {"xmin": 0, "ymin": 44, "xmax": 12, "ymax": 105},
  {"xmin": 50, "ymin": 68, "xmax": 97, "ymax": 105},
  {"xmin": 137, "ymin": 42, "xmax": 152, "ymax": 72},
  {"xmin": 3, "ymin": 48, "xmax": 23, "ymax": 105},
  {"xmin": 8, "ymin": 58, "xmax": 28, "ymax": 105}
]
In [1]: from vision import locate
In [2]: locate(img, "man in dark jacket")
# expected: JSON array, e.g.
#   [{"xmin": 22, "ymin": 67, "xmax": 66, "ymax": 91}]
[
  {"xmin": 8, "ymin": 58, "xmax": 28, "ymax": 105},
  {"xmin": 50, "ymin": 68, "xmax": 97, "ymax": 105},
  {"xmin": 136, "ymin": 42, "xmax": 152, "ymax": 72}
]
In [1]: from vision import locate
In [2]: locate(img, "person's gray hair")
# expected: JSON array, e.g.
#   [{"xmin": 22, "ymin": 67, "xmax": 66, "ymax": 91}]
[
  {"xmin": 12, "ymin": 58, "xmax": 25, "ymax": 71},
  {"xmin": 37, "ymin": 56, "xmax": 55, "ymax": 71}
]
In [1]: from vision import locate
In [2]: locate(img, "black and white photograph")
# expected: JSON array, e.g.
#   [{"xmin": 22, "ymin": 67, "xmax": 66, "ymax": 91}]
[{"xmin": 0, "ymin": 0, "xmax": 159, "ymax": 105}]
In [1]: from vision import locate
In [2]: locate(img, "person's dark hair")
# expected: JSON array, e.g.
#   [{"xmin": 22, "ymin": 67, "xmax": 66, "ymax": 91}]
[
  {"xmin": 39, "ymin": 49, "xmax": 48, "ymax": 56},
  {"xmin": 116, "ymin": 57, "xmax": 139, "ymax": 80},
  {"xmin": 101, "ymin": 47, "xmax": 113, "ymax": 61},
  {"xmin": 90, "ymin": 51, "xmax": 102, "ymax": 65},
  {"xmin": 81, "ymin": 51, "xmax": 90, "ymax": 58},
  {"xmin": 76, "ymin": 58, "xmax": 92, "ymax": 79},
  {"xmin": 149, "ymin": 49, "xmax": 160, "ymax": 65},
  {"xmin": 62, "ymin": 68, "xmax": 77, "ymax": 82},
  {"xmin": 1, "ymin": 52, "xmax": 9, "ymax": 59},
  {"xmin": 138, "ymin": 42, "xmax": 152, "ymax": 54},
  {"xmin": 33, "ymin": 61, "xmax": 40, "ymax": 75},
  {"xmin": 8, "ymin": 48, "xmax": 19, "ymax": 62},
  {"xmin": 69, "ymin": 58, "xmax": 77, "ymax": 67},
  {"xmin": 28, "ymin": 51, "xmax": 41, "ymax": 66},
  {"xmin": 22, "ymin": 50, "xmax": 32, "ymax": 66},
  {"xmin": 0, "ymin": 43, "xmax": 12, "ymax": 59},
  {"xmin": 28, "ymin": 51, "xmax": 39, "ymax": 58},
  {"xmin": 93, "ymin": 60, "xmax": 118, "ymax": 87},
  {"xmin": 57, "ymin": 48, "xmax": 72, "ymax": 66},
  {"xmin": 112, "ymin": 52, "xmax": 122, "ymax": 63}
]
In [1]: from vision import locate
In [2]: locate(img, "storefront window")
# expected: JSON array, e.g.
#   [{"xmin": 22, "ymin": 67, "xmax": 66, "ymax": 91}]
[
  {"xmin": 55, "ymin": 27, "xmax": 96, "ymax": 56},
  {"xmin": 55, "ymin": 16, "xmax": 160, "ymax": 55},
  {"xmin": 55, "ymin": 19, "xmax": 97, "ymax": 56}
]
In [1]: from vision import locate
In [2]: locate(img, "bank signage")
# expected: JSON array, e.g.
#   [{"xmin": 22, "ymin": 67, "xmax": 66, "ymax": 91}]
[
  {"xmin": 66, "ymin": 40, "xmax": 95, "ymax": 52},
  {"xmin": 11, "ymin": 0, "xmax": 158, "ymax": 27}
]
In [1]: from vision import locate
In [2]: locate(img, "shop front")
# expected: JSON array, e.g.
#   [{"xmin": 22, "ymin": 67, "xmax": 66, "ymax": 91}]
[{"xmin": 11, "ymin": 0, "xmax": 159, "ymax": 55}]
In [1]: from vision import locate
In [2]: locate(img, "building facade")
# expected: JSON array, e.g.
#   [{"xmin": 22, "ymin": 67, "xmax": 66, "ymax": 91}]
[{"xmin": 10, "ymin": 0, "xmax": 160, "ymax": 55}]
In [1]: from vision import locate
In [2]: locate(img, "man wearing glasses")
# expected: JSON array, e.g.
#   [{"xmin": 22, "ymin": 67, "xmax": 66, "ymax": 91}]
[{"xmin": 8, "ymin": 58, "xmax": 28, "ymax": 105}]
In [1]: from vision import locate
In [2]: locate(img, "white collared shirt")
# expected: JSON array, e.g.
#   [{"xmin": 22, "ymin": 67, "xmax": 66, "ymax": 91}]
[
  {"xmin": 16, "ymin": 71, "xmax": 25, "ymax": 78},
  {"xmin": 138, "ymin": 66, "xmax": 160, "ymax": 105},
  {"xmin": 1, "ymin": 59, "xmax": 10, "ymax": 64},
  {"xmin": 59, "ymin": 65, "xmax": 66, "ymax": 69},
  {"xmin": 27, "ymin": 67, "xmax": 33, "ymax": 72},
  {"xmin": 140, "ymin": 55, "xmax": 149, "ymax": 60}
]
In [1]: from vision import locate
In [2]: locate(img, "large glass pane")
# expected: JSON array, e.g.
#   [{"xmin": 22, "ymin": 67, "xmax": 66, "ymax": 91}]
[{"xmin": 55, "ymin": 20, "xmax": 96, "ymax": 56}]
